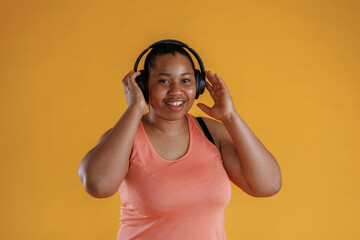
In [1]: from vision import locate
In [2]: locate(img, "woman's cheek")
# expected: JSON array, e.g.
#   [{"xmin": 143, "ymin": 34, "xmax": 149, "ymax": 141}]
[{"xmin": 188, "ymin": 87, "xmax": 197, "ymax": 99}]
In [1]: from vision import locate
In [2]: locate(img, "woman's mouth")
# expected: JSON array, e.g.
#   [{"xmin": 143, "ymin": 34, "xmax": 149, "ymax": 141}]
[
  {"xmin": 166, "ymin": 101, "xmax": 184, "ymax": 106},
  {"xmin": 165, "ymin": 101, "xmax": 185, "ymax": 111}
]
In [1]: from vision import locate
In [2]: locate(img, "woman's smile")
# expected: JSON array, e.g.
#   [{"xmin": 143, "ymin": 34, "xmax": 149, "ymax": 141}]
[{"xmin": 165, "ymin": 99, "xmax": 186, "ymax": 111}]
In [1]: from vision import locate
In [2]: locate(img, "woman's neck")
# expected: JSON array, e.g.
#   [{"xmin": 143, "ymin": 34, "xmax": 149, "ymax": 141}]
[{"xmin": 142, "ymin": 113, "xmax": 189, "ymax": 136}]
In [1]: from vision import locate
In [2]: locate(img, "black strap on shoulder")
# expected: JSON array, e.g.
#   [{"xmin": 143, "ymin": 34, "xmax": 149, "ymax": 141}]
[{"xmin": 196, "ymin": 117, "xmax": 215, "ymax": 145}]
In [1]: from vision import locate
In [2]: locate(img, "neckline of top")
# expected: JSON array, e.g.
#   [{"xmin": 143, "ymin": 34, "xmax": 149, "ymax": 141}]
[{"xmin": 139, "ymin": 113, "xmax": 193, "ymax": 163}]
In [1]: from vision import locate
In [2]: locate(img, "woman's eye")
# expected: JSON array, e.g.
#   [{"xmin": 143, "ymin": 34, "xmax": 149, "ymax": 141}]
[
  {"xmin": 182, "ymin": 79, "xmax": 190, "ymax": 83},
  {"xmin": 159, "ymin": 79, "xmax": 169, "ymax": 84}
]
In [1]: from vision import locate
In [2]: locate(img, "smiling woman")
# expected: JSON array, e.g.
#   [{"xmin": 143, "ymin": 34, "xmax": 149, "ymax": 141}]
[{"xmin": 77, "ymin": 39, "xmax": 282, "ymax": 239}]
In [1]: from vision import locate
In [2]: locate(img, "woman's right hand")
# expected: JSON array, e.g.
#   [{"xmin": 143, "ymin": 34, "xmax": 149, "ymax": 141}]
[{"xmin": 121, "ymin": 70, "xmax": 148, "ymax": 114}]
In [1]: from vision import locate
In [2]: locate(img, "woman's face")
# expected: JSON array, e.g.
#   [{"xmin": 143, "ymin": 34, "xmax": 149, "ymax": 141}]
[{"xmin": 147, "ymin": 52, "xmax": 196, "ymax": 120}]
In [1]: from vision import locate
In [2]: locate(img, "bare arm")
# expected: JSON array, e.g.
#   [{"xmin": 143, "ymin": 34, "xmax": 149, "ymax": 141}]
[
  {"xmin": 78, "ymin": 70, "xmax": 147, "ymax": 198},
  {"xmin": 198, "ymin": 71, "xmax": 282, "ymax": 197},
  {"xmin": 221, "ymin": 113, "xmax": 281, "ymax": 197}
]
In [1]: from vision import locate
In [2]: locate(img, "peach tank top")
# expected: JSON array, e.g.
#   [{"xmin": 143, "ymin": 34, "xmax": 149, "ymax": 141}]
[{"xmin": 117, "ymin": 114, "xmax": 232, "ymax": 240}]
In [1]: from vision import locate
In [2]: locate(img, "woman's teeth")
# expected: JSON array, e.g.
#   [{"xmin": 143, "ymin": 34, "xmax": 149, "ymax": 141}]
[{"xmin": 166, "ymin": 101, "xmax": 184, "ymax": 106}]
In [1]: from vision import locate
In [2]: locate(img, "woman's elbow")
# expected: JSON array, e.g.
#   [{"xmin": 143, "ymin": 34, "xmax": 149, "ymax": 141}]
[
  {"xmin": 260, "ymin": 166, "xmax": 283, "ymax": 197},
  {"xmin": 266, "ymin": 181, "xmax": 282, "ymax": 197},
  {"xmin": 78, "ymin": 168, "xmax": 117, "ymax": 198},
  {"xmin": 250, "ymin": 179, "xmax": 282, "ymax": 198},
  {"xmin": 264, "ymin": 176, "xmax": 282, "ymax": 197},
  {"xmin": 84, "ymin": 180, "xmax": 117, "ymax": 198}
]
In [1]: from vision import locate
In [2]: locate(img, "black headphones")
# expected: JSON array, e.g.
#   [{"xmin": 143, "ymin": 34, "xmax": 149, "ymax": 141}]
[{"xmin": 133, "ymin": 39, "xmax": 206, "ymax": 101}]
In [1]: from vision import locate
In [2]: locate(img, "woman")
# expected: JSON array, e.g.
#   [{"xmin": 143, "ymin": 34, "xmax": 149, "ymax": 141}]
[{"xmin": 78, "ymin": 40, "xmax": 282, "ymax": 239}]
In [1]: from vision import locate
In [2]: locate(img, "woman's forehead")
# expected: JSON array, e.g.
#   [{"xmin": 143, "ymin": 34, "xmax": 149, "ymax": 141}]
[{"xmin": 151, "ymin": 53, "xmax": 194, "ymax": 73}]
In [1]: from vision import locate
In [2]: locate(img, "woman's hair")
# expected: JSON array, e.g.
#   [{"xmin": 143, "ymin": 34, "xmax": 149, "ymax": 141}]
[{"xmin": 144, "ymin": 43, "xmax": 195, "ymax": 75}]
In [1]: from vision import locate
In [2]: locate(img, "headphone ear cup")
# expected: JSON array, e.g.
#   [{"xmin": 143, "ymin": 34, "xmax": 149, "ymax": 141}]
[
  {"xmin": 195, "ymin": 69, "xmax": 205, "ymax": 99},
  {"xmin": 135, "ymin": 70, "xmax": 149, "ymax": 102}
]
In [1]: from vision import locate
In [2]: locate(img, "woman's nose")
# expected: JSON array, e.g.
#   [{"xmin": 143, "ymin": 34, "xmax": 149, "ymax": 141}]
[{"xmin": 168, "ymin": 82, "xmax": 183, "ymax": 95}]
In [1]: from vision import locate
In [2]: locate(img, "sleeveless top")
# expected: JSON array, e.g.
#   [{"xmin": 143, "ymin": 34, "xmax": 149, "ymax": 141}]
[{"xmin": 117, "ymin": 114, "xmax": 232, "ymax": 240}]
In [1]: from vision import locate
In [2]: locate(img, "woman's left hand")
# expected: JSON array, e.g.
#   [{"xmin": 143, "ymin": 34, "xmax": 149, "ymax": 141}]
[{"xmin": 197, "ymin": 71, "xmax": 236, "ymax": 122}]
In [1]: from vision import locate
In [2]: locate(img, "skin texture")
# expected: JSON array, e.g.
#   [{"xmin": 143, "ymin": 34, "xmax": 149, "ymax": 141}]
[{"xmin": 78, "ymin": 52, "xmax": 282, "ymax": 198}]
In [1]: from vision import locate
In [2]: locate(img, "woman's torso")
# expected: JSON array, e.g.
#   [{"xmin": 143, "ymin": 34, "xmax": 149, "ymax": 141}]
[{"xmin": 117, "ymin": 114, "xmax": 232, "ymax": 240}]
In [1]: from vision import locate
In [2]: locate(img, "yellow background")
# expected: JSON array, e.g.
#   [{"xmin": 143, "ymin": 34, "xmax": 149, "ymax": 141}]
[{"xmin": 1, "ymin": 0, "xmax": 359, "ymax": 239}]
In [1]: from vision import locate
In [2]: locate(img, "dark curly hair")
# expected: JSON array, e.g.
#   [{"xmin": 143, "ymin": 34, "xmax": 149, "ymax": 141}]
[{"xmin": 144, "ymin": 43, "xmax": 195, "ymax": 75}]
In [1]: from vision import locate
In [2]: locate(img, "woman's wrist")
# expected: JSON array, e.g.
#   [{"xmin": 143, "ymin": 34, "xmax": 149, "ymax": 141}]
[
  {"xmin": 127, "ymin": 102, "xmax": 147, "ymax": 116},
  {"xmin": 220, "ymin": 111, "xmax": 239, "ymax": 125}
]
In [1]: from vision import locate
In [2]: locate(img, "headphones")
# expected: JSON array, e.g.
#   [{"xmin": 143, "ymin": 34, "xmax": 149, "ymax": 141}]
[{"xmin": 133, "ymin": 39, "xmax": 206, "ymax": 101}]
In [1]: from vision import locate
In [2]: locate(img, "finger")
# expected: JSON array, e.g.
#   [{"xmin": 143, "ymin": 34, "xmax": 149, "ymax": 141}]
[
  {"xmin": 126, "ymin": 70, "xmax": 135, "ymax": 78},
  {"xmin": 128, "ymin": 71, "xmax": 141, "ymax": 88},
  {"xmin": 122, "ymin": 70, "xmax": 134, "ymax": 86},
  {"xmin": 122, "ymin": 78, "xmax": 128, "ymax": 88},
  {"xmin": 131, "ymin": 70, "xmax": 141, "ymax": 78},
  {"xmin": 205, "ymin": 71, "xmax": 216, "ymax": 86},
  {"xmin": 214, "ymin": 72, "xmax": 223, "ymax": 82},
  {"xmin": 197, "ymin": 103, "xmax": 211, "ymax": 115},
  {"xmin": 130, "ymin": 71, "xmax": 141, "ymax": 82},
  {"xmin": 214, "ymin": 73, "xmax": 226, "ymax": 87},
  {"xmin": 208, "ymin": 71, "xmax": 224, "ymax": 90},
  {"xmin": 205, "ymin": 81, "xmax": 215, "ymax": 96}
]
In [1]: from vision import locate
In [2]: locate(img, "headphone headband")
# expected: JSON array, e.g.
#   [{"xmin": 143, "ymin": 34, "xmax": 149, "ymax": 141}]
[{"xmin": 133, "ymin": 39, "xmax": 205, "ymax": 74}]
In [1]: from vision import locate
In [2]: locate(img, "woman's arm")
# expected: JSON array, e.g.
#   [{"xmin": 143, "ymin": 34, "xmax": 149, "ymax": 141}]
[
  {"xmin": 78, "ymin": 70, "xmax": 147, "ymax": 198},
  {"xmin": 197, "ymin": 71, "xmax": 282, "ymax": 197}
]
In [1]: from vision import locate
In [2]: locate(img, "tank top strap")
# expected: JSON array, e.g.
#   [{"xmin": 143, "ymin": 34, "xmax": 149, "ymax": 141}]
[{"xmin": 186, "ymin": 113, "xmax": 197, "ymax": 136}]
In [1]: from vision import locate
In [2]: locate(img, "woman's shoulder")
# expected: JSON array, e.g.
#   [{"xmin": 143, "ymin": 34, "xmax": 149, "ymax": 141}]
[
  {"xmin": 195, "ymin": 116, "xmax": 224, "ymax": 132},
  {"xmin": 192, "ymin": 115, "xmax": 227, "ymax": 147}
]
